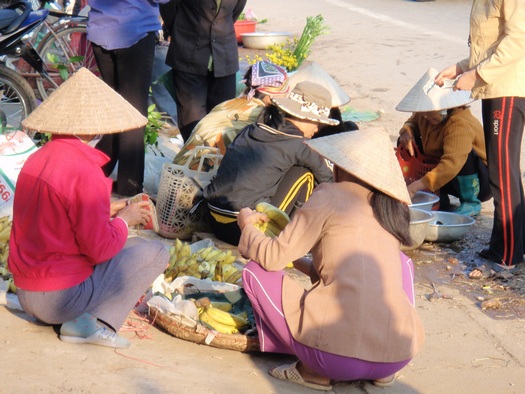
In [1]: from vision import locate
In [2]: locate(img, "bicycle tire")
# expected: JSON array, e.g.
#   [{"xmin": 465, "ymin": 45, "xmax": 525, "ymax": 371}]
[
  {"xmin": 35, "ymin": 24, "xmax": 99, "ymax": 100},
  {"xmin": 0, "ymin": 64, "xmax": 37, "ymax": 132}
]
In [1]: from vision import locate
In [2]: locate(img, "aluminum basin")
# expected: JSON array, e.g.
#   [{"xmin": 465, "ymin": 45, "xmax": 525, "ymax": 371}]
[
  {"xmin": 401, "ymin": 208, "xmax": 435, "ymax": 251},
  {"xmin": 424, "ymin": 211, "xmax": 476, "ymax": 242},
  {"xmin": 409, "ymin": 191, "xmax": 440, "ymax": 211}
]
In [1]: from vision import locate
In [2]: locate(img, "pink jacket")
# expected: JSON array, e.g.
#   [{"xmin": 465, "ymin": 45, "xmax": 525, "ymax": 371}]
[
  {"xmin": 8, "ymin": 136, "xmax": 128, "ymax": 291},
  {"xmin": 239, "ymin": 182, "xmax": 425, "ymax": 363}
]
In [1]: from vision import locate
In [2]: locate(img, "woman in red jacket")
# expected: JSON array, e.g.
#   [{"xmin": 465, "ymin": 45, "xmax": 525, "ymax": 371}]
[{"xmin": 8, "ymin": 69, "xmax": 169, "ymax": 349}]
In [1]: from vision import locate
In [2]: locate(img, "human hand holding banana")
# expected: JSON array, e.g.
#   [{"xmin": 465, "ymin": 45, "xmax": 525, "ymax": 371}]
[{"xmin": 238, "ymin": 207, "xmax": 268, "ymax": 231}]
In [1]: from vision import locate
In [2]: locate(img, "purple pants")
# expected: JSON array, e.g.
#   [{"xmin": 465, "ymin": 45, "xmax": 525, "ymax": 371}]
[{"xmin": 242, "ymin": 254, "xmax": 416, "ymax": 381}]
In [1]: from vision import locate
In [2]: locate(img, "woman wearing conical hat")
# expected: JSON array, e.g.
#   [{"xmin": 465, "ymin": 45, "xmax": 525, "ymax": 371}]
[
  {"xmin": 396, "ymin": 68, "xmax": 491, "ymax": 217},
  {"xmin": 204, "ymin": 81, "xmax": 336, "ymax": 246},
  {"xmin": 237, "ymin": 129, "xmax": 425, "ymax": 390},
  {"xmin": 8, "ymin": 69, "xmax": 169, "ymax": 349}
]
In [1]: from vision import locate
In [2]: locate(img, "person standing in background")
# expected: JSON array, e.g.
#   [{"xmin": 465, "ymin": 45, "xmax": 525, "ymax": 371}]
[
  {"xmin": 160, "ymin": 0, "xmax": 247, "ymax": 142},
  {"xmin": 87, "ymin": 0, "xmax": 169, "ymax": 197},
  {"xmin": 435, "ymin": 0, "xmax": 525, "ymax": 270}
]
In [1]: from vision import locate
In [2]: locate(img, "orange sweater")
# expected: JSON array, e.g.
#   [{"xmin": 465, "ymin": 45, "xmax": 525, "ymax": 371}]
[{"xmin": 404, "ymin": 107, "xmax": 486, "ymax": 192}]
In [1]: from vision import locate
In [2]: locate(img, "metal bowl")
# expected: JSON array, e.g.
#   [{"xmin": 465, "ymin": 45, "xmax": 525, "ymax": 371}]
[
  {"xmin": 241, "ymin": 32, "xmax": 291, "ymax": 49},
  {"xmin": 424, "ymin": 211, "xmax": 476, "ymax": 242},
  {"xmin": 401, "ymin": 208, "xmax": 435, "ymax": 251},
  {"xmin": 409, "ymin": 191, "xmax": 440, "ymax": 211}
]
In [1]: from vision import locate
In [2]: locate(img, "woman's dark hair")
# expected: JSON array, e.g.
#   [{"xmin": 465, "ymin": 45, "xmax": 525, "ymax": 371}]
[
  {"xmin": 257, "ymin": 104, "xmax": 287, "ymax": 129},
  {"xmin": 314, "ymin": 107, "xmax": 359, "ymax": 138},
  {"xmin": 369, "ymin": 191, "xmax": 413, "ymax": 247}
]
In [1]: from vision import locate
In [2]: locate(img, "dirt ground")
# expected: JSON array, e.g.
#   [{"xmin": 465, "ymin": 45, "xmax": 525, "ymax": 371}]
[{"xmin": 2, "ymin": 0, "xmax": 525, "ymax": 393}]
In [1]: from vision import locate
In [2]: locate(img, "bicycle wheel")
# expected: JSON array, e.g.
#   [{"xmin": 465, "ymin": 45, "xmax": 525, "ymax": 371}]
[
  {"xmin": 0, "ymin": 64, "xmax": 37, "ymax": 131},
  {"xmin": 35, "ymin": 24, "xmax": 99, "ymax": 100}
]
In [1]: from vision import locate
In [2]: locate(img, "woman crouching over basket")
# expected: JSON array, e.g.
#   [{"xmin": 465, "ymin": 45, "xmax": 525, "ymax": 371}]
[
  {"xmin": 203, "ymin": 81, "xmax": 337, "ymax": 246},
  {"xmin": 8, "ymin": 68, "xmax": 169, "ymax": 349},
  {"xmin": 237, "ymin": 129, "xmax": 425, "ymax": 390},
  {"xmin": 396, "ymin": 68, "xmax": 491, "ymax": 216}
]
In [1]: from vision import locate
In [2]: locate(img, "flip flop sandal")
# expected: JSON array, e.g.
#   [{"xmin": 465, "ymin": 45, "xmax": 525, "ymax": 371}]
[
  {"xmin": 488, "ymin": 262, "xmax": 516, "ymax": 280},
  {"xmin": 269, "ymin": 361, "xmax": 332, "ymax": 391},
  {"xmin": 373, "ymin": 374, "xmax": 397, "ymax": 387}
]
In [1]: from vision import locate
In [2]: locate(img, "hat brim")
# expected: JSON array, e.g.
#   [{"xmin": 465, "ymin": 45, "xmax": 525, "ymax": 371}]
[
  {"xmin": 395, "ymin": 67, "xmax": 475, "ymax": 112},
  {"xmin": 271, "ymin": 96, "xmax": 339, "ymax": 125},
  {"xmin": 306, "ymin": 128, "xmax": 411, "ymax": 205}
]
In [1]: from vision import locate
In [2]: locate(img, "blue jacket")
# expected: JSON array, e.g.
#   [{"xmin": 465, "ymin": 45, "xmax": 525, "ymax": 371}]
[{"xmin": 87, "ymin": 0, "xmax": 169, "ymax": 50}]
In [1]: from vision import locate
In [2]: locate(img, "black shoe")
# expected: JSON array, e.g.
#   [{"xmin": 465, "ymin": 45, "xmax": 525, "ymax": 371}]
[{"xmin": 478, "ymin": 248, "xmax": 502, "ymax": 264}]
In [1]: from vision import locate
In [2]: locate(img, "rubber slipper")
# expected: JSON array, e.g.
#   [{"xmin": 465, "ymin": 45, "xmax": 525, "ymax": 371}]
[
  {"xmin": 269, "ymin": 361, "xmax": 332, "ymax": 391},
  {"xmin": 488, "ymin": 262, "xmax": 515, "ymax": 280},
  {"xmin": 373, "ymin": 373, "xmax": 397, "ymax": 387},
  {"xmin": 488, "ymin": 262, "xmax": 516, "ymax": 273}
]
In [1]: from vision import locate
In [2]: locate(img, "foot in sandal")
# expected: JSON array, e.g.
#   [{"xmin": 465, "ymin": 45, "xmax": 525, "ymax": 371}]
[
  {"xmin": 269, "ymin": 361, "xmax": 332, "ymax": 391},
  {"xmin": 373, "ymin": 374, "xmax": 397, "ymax": 387}
]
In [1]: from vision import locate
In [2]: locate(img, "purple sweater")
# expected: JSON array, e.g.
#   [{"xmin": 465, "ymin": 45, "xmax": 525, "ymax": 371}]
[{"xmin": 87, "ymin": 0, "xmax": 169, "ymax": 50}]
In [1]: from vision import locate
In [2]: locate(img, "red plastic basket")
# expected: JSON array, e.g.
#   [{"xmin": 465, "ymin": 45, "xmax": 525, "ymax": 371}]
[{"xmin": 395, "ymin": 145, "xmax": 440, "ymax": 186}]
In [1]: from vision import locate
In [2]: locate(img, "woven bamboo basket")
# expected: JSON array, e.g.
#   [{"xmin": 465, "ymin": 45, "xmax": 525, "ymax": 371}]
[{"xmin": 149, "ymin": 306, "xmax": 260, "ymax": 353}]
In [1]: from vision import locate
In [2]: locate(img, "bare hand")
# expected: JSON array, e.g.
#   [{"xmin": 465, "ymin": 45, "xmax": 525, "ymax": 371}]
[
  {"xmin": 398, "ymin": 124, "xmax": 415, "ymax": 157},
  {"xmin": 453, "ymin": 69, "xmax": 477, "ymax": 91},
  {"xmin": 435, "ymin": 64, "xmax": 462, "ymax": 87},
  {"xmin": 116, "ymin": 201, "xmax": 152, "ymax": 227},
  {"xmin": 237, "ymin": 207, "xmax": 268, "ymax": 231},
  {"xmin": 110, "ymin": 199, "xmax": 128, "ymax": 217},
  {"xmin": 407, "ymin": 179, "xmax": 426, "ymax": 198}
]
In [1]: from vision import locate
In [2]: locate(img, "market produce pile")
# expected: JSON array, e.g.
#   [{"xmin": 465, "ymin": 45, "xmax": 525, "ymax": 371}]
[
  {"xmin": 164, "ymin": 239, "xmax": 242, "ymax": 284},
  {"xmin": 0, "ymin": 216, "xmax": 15, "ymax": 294},
  {"xmin": 194, "ymin": 296, "xmax": 250, "ymax": 335}
]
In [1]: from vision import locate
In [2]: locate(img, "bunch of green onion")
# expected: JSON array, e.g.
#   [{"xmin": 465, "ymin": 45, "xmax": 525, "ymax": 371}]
[{"xmin": 293, "ymin": 15, "xmax": 330, "ymax": 69}]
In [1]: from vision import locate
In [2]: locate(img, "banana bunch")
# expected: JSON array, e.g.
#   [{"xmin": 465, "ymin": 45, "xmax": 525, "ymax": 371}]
[
  {"xmin": 254, "ymin": 203, "xmax": 294, "ymax": 268},
  {"xmin": 198, "ymin": 304, "xmax": 249, "ymax": 335},
  {"xmin": 0, "ymin": 216, "xmax": 12, "ymax": 265},
  {"xmin": 164, "ymin": 239, "xmax": 241, "ymax": 283},
  {"xmin": 254, "ymin": 202, "xmax": 290, "ymax": 237},
  {"xmin": 0, "ymin": 216, "xmax": 14, "ymax": 293}
]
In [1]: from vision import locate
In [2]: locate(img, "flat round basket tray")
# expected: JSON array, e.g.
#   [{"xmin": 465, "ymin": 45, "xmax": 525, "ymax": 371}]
[{"xmin": 149, "ymin": 306, "xmax": 260, "ymax": 353}]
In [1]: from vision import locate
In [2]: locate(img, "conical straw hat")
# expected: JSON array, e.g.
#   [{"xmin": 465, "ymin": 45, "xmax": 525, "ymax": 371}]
[
  {"xmin": 396, "ymin": 67, "xmax": 474, "ymax": 112},
  {"xmin": 271, "ymin": 81, "xmax": 339, "ymax": 125},
  {"xmin": 22, "ymin": 67, "xmax": 147, "ymax": 135},
  {"xmin": 306, "ymin": 128, "xmax": 411, "ymax": 204},
  {"xmin": 288, "ymin": 62, "xmax": 350, "ymax": 107}
]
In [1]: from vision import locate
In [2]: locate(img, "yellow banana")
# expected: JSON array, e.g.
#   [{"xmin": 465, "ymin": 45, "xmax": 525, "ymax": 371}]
[
  {"xmin": 0, "ymin": 225, "xmax": 11, "ymax": 242},
  {"xmin": 6, "ymin": 278, "xmax": 17, "ymax": 294},
  {"xmin": 199, "ymin": 308, "xmax": 239, "ymax": 334},
  {"xmin": 174, "ymin": 238, "xmax": 183, "ymax": 255},
  {"xmin": 265, "ymin": 220, "xmax": 283, "ymax": 237},
  {"xmin": 265, "ymin": 210, "xmax": 290, "ymax": 230},
  {"xmin": 255, "ymin": 201, "xmax": 273, "ymax": 213},
  {"xmin": 222, "ymin": 264, "xmax": 239, "ymax": 283},
  {"xmin": 224, "ymin": 269, "xmax": 243, "ymax": 284},
  {"xmin": 197, "ymin": 246, "xmax": 214, "ymax": 260},
  {"xmin": 205, "ymin": 305, "xmax": 248, "ymax": 328},
  {"xmin": 169, "ymin": 245, "xmax": 176, "ymax": 256},
  {"xmin": 179, "ymin": 243, "xmax": 191, "ymax": 258},
  {"xmin": 213, "ymin": 262, "xmax": 223, "ymax": 282},
  {"xmin": 222, "ymin": 254, "xmax": 237, "ymax": 265},
  {"xmin": 205, "ymin": 249, "xmax": 223, "ymax": 262}
]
